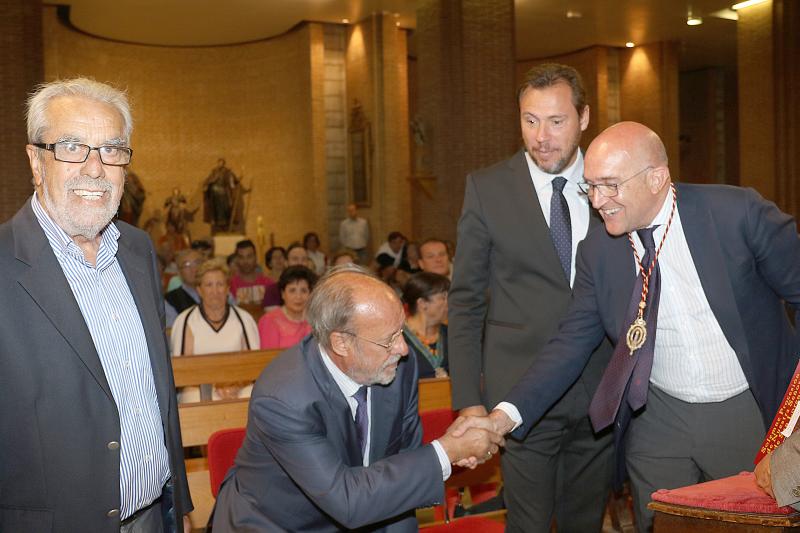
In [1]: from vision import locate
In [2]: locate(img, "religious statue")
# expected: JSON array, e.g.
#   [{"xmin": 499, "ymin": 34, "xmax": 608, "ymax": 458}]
[
  {"xmin": 202, "ymin": 159, "xmax": 250, "ymax": 234},
  {"xmin": 118, "ymin": 170, "xmax": 146, "ymax": 226},
  {"xmin": 158, "ymin": 188, "xmax": 193, "ymax": 253}
]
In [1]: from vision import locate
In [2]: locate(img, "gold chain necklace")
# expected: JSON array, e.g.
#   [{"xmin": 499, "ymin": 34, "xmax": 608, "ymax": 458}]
[{"xmin": 625, "ymin": 183, "xmax": 677, "ymax": 356}]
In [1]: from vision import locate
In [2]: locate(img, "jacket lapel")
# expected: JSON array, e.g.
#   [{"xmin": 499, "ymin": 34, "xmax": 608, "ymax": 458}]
[
  {"xmin": 366, "ymin": 379, "xmax": 399, "ymax": 464},
  {"xmin": 116, "ymin": 231, "xmax": 170, "ymax": 419},
  {"xmin": 676, "ymin": 184, "xmax": 750, "ymax": 362},
  {"xmin": 507, "ymin": 150, "xmax": 567, "ymax": 283},
  {"xmin": 13, "ymin": 201, "xmax": 114, "ymax": 401},
  {"xmin": 304, "ymin": 339, "xmax": 363, "ymax": 466}
]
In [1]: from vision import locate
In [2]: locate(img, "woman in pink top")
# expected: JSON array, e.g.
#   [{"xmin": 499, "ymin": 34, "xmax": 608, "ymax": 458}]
[{"xmin": 258, "ymin": 265, "xmax": 318, "ymax": 349}]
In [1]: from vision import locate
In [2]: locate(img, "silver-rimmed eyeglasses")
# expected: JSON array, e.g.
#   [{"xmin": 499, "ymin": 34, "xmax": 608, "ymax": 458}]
[
  {"xmin": 577, "ymin": 166, "xmax": 652, "ymax": 198},
  {"xmin": 342, "ymin": 328, "xmax": 404, "ymax": 354},
  {"xmin": 32, "ymin": 142, "xmax": 133, "ymax": 166}
]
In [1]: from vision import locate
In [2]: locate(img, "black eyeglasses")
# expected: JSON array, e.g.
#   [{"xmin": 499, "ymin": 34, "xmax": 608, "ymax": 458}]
[
  {"xmin": 32, "ymin": 142, "xmax": 132, "ymax": 166},
  {"xmin": 577, "ymin": 166, "xmax": 652, "ymax": 198}
]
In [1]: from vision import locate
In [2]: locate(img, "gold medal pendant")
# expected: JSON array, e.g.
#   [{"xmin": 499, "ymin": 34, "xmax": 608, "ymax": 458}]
[{"xmin": 626, "ymin": 313, "xmax": 647, "ymax": 356}]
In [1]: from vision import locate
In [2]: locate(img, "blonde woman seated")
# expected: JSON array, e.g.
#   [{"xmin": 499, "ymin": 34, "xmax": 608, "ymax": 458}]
[
  {"xmin": 171, "ymin": 258, "xmax": 260, "ymax": 403},
  {"xmin": 401, "ymin": 271, "xmax": 450, "ymax": 379},
  {"xmin": 258, "ymin": 266, "xmax": 317, "ymax": 349}
]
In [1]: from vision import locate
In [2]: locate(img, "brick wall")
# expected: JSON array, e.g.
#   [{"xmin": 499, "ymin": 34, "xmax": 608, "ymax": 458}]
[{"xmin": 0, "ymin": 0, "xmax": 43, "ymax": 222}]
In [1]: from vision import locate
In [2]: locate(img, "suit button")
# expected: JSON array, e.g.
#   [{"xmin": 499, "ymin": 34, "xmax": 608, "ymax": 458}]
[
  {"xmin": 792, "ymin": 487, "xmax": 800, "ymax": 498},
  {"xmin": 107, "ymin": 441, "xmax": 120, "ymax": 450},
  {"xmin": 107, "ymin": 508, "xmax": 120, "ymax": 518}
]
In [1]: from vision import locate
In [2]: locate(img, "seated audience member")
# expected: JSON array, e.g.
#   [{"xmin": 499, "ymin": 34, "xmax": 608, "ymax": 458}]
[
  {"xmin": 229, "ymin": 239, "xmax": 274, "ymax": 305},
  {"xmin": 400, "ymin": 241, "xmax": 422, "ymax": 274},
  {"xmin": 418, "ymin": 238, "xmax": 452, "ymax": 278},
  {"xmin": 165, "ymin": 248, "xmax": 203, "ymax": 327},
  {"xmin": 171, "ymin": 259, "xmax": 260, "ymax": 403},
  {"xmin": 226, "ymin": 252, "xmax": 239, "ymax": 278},
  {"xmin": 211, "ymin": 265, "xmax": 503, "ymax": 532},
  {"xmin": 331, "ymin": 249, "xmax": 356, "ymax": 267},
  {"xmin": 265, "ymin": 245, "xmax": 287, "ymax": 282},
  {"xmin": 287, "ymin": 241, "xmax": 311, "ymax": 268},
  {"xmin": 258, "ymin": 266, "xmax": 317, "ymax": 349},
  {"xmin": 166, "ymin": 237, "xmax": 216, "ymax": 292},
  {"xmin": 402, "ymin": 272, "xmax": 450, "ymax": 378},
  {"xmin": 304, "ymin": 231, "xmax": 327, "ymax": 275},
  {"xmin": 375, "ymin": 231, "xmax": 406, "ymax": 268}
]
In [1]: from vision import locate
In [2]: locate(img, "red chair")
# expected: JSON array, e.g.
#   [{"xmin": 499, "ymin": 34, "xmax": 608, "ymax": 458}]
[
  {"xmin": 207, "ymin": 427, "xmax": 246, "ymax": 497},
  {"xmin": 421, "ymin": 515, "xmax": 505, "ymax": 532},
  {"xmin": 418, "ymin": 409, "xmax": 503, "ymax": 523}
]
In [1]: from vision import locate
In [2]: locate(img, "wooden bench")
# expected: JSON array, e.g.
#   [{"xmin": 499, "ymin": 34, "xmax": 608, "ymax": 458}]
[{"xmin": 174, "ymin": 351, "xmax": 466, "ymax": 528}]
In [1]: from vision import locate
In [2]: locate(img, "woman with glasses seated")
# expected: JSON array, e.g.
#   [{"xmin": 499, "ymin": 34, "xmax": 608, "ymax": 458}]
[
  {"xmin": 259, "ymin": 266, "xmax": 317, "ymax": 349},
  {"xmin": 401, "ymin": 272, "xmax": 450, "ymax": 379},
  {"xmin": 170, "ymin": 258, "xmax": 260, "ymax": 403}
]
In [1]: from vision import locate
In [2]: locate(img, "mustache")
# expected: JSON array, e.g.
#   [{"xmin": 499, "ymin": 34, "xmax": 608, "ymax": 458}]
[{"xmin": 65, "ymin": 176, "xmax": 114, "ymax": 192}]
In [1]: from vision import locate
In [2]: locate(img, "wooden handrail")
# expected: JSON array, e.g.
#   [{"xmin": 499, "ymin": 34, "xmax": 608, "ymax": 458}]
[{"xmin": 171, "ymin": 349, "xmax": 281, "ymax": 387}]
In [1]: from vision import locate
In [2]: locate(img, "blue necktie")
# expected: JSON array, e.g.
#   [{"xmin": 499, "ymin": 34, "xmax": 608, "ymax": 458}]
[
  {"xmin": 353, "ymin": 386, "xmax": 369, "ymax": 459},
  {"xmin": 549, "ymin": 176, "xmax": 572, "ymax": 281}
]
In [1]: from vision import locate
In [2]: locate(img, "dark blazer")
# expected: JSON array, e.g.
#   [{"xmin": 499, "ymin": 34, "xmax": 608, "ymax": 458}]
[
  {"xmin": 506, "ymin": 183, "xmax": 800, "ymax": 439},
  {"xmin": 449, "ymin": 149, "xmax": 611, "ymax": 410},
  {"xmin": 212, "ymin": 337, "xmax": 444, "ymax": 532},
  {"xmin": 0, "ymin": 200, "xmax": 191, "ymax": 532}
]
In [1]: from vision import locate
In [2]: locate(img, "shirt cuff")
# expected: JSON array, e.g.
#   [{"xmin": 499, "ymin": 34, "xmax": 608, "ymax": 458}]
[
  {"xmin": 431, "ymin": 440, "xmax": 452, "ymax": 481},
  {"xmin": 494, "ymin": 402, "xmax": 523, "ymax": 432}
]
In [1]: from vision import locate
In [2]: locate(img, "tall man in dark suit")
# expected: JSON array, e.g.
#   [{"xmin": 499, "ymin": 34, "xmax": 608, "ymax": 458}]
[
  {"xmin": 212, "ymin": 264, "xmax": 502, "ymax": 532},
  {"xmin": 448, "ymin": 63, "xmax": 613, "ymax": 532},
  {"xmin": 458, "ymin": 121, "xmax": 800, "ymax": 532},
  {"xmin": 0, "ymin": 78, "xmax": 192, "ymax": 532}
]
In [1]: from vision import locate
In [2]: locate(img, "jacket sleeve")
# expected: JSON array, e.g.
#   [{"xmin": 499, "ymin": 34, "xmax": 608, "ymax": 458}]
[{"xmin": 448, "ymin": 174, "xmax": 491, "ymax": 409}]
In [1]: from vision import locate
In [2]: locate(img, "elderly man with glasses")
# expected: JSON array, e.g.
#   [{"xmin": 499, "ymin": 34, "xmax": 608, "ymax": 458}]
[
  {"xmin": 212, "ymin": 264, "xmax": 504, "ymax": 532},
  {"xmin": 0, "ymin": 78, "xmax": 192, "ymax": 532},
  {"xmin": 454, "ymin": 121, "xmax": 800, "ymax": 532}
]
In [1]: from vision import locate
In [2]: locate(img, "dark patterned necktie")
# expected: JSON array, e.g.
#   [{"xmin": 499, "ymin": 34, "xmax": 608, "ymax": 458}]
[
  {"xmin": 549, "ymin": 176, "xmax": 572, "ymax": 281},
  {"xmin": 588, "ymin": 226, "xmax": 661, "ymax": 430},
  {"xmin": 353, "ymin": 386, "xmax": 369, "ymax": 459}
]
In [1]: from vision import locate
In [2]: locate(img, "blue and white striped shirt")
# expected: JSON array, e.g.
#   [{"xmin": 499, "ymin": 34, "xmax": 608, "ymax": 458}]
[{"xmin": 31, "ymin": 194, "xmax": 170, "ymax": 519}]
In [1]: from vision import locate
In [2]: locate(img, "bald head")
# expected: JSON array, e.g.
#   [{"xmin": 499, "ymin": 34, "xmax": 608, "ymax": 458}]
[{"xmin": 584, "ymin": 121, "xmax": 672, "ymax": 236}]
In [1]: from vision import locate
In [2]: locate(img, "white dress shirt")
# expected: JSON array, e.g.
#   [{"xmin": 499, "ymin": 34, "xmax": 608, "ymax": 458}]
[
  {"xmin": 525, "ymin": 150, "xmax": 591, "ymax": 287},
  {"xmin": 319, "ymin": 347, "xmax": 451, "ymax": 479}
]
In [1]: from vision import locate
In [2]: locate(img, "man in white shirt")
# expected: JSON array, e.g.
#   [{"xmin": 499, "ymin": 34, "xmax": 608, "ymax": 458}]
[
  {"xmin": 212, "ymin": 264, "xmax": 502, "ymax": 532},
  {"xmin": 456, "ymin": 121, "xmax": 800, "ymax": 532},
  {"xmin": 339, "ymin": 203, "xmax": 370, "ymax": 264}
]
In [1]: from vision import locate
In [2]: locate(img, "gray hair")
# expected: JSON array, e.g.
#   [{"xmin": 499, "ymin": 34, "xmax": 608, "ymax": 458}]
[
  {"xmin": 306, "ymin": 263, "xmax": 378, "ymax": 350},
  {"xmin": 26, "ymin": 77, "xmax": 133, "ymax": 144}
]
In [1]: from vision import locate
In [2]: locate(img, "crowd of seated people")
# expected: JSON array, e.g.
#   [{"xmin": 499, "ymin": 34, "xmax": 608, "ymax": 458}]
[{"xmin": 157, "ymin": 228, "xmax": 454, "ymax": 403}]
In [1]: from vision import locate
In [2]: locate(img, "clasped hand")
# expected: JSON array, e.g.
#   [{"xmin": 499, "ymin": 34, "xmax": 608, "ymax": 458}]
[{"xmin": 437, "ymin": 408, "xmax": 515, "ymax": 469}]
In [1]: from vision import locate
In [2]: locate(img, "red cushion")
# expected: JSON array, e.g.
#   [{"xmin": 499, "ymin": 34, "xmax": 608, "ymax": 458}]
[
  {"xmin": 422, "ymin": 516, "xmax": 505, "ymax": 532},
  {"xmin": 651, "ymin": 471, "xmax": 795, "ymax": 515},
  {"xmin": 420, "ymin": 409, "xmax": 457, "ymax": 444},
  {"xmin": 207, "ymin": 427, "xmax": 247, "ymax": 497}
]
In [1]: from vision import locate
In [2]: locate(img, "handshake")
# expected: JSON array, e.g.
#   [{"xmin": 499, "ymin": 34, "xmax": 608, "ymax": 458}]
[{"xmin": 437, "ymin": 406, "xmax": 517, "ymax": 469}]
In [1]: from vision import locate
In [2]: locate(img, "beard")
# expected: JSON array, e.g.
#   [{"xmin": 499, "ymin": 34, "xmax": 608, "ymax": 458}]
[
  {"xmin": 40, "ymin": 167, "xmax": 122, "ymax": 240},
  {"xmin": 528, "ymin": 132, "xmax": 581, "ymax": 175},
  {"xmin": 350, "ymin": 345, "xmax": 403, "ymax": 386}
]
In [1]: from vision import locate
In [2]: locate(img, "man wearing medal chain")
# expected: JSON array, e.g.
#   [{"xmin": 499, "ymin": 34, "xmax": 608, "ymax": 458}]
[{"xmin": 452, "ymin": 121, "xmax": 800, "ymax": 532}]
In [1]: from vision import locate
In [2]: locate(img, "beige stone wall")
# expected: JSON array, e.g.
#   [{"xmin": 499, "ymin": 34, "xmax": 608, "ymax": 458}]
[{"xmin": 43, "ymin": 7, "xmax": 326, "ymax": 257}]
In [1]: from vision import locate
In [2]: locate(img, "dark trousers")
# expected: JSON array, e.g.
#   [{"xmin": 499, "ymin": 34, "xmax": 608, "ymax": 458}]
[
  {"xmin": 626, "ymin": 386, "xmax": 765, "ymax": 533},
  {"xmin": 503, "ymin": 379, "xmax": 614, "ymax": 533}
]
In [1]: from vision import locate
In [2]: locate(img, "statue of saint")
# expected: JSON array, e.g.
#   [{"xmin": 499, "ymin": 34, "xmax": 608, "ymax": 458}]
[{"xmin": 202, "ymin": 159, "xmax": 249, "ymax": 234}]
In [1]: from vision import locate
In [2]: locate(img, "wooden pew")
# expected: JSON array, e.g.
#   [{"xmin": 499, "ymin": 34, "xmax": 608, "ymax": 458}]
[{"xmin": 174, "ymin": 352, "xmax": 484, "ymax": 528}]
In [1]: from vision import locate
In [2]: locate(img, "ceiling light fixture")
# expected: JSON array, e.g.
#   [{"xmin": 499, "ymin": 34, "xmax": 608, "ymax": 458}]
[
  {"xmin": 625, "ymin": 42, "xmax": 635, "ymax": 48},
  {"xmin": 687, "ymin": 15, "xmax": 703, "ymax": 25},
  {"xmin": 566, "ymin": 10, "xmax": 582, "ymax": 18},
  {"xmin": 342, "ymin": 18, "xmax": 350, "ymax": 24},
  {"xmin": 732, "ymin": 0, "xmax": 768, "ymax": 10}
]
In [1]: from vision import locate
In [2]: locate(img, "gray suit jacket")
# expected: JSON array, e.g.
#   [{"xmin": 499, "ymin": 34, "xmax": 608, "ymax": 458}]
[
  {"xmin": 0, "ymin": 200, "xmax": 191, "ymax": 532},
  {"xmin": 506, "ymin": 184, "xmax": 800, "ymax": 440},
  {"xmin": 212, "ymin": 337, "xmax": 444, "ymax": 532},
  {"xmin": 772, "ymin": 432, "xmax": 800, "ymax": 509},
  {"xmin": 449, "ymin": 149, "xmax": 611, "ymax": 411}
]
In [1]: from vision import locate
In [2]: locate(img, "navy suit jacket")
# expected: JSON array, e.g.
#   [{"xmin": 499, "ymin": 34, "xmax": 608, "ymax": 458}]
[
  {"xmin": 506, "ymin": 184, "xmax": 800, "ymax": 442},
  {"xmin": 212, "ymin": 337, "xmax": 444, "ymax": 532},
  {"xmin": 0, "ymin": 200, "xmax": 191, "ymax": 532}
]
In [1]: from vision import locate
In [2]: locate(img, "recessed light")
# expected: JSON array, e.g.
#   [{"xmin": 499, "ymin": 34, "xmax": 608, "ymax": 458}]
[
  {"xmin": 566, "ymin": 10, "xmax": 582, "ymax": 19},
  {"xmin": 687, "ymin": 16, "xmax": 703, "ymax": 25},
  {"xmin": 732, "ymin": 0, "xmax": 768, "ymax": 9},
  {"xmin": 342, "ymin": 18, "xmax": 350, "ymax": 24},
  {"xmin": 625, "ymin": 42, "xmax": 635, "ymax": 48}
]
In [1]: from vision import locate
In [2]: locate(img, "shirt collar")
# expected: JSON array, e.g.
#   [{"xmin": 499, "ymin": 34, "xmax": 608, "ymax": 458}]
[
  {"xmin": 525, "ymin": 149, "xmax": 584, "ymax": 193},
  {"xmin": 319, "ymin": 344, "xmax": 362, "ymax": 399},
  {"xmin": 648, "ymin": 184, "xmax": 676, "ymax": 229},
  {"xmin": 31, "ymin": 192, "xmax": 121, "ymax": 268}
]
